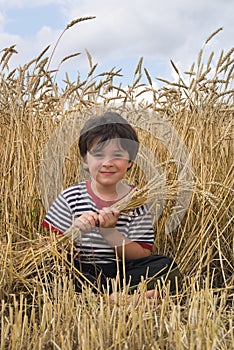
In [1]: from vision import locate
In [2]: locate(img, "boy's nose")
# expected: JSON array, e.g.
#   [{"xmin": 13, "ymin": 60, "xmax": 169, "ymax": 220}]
[{"xmin": 102, "ymin": 157, "xmax": 114, "ymax": 166}]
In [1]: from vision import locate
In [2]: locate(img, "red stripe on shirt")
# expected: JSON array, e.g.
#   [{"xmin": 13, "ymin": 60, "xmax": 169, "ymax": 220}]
[
  {"xmin": 42, "ymin": 220, "xmax": 64, "ymax": 235},
  {"xmin": 137, "ymin": 242, "xmax": 153, "ymax": 251}
]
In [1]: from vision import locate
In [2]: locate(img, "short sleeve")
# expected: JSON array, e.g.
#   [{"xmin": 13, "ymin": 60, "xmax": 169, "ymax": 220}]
[
  {"xmin": 127, "ymin": 205, "xmax": 155, "ymax": 247},
  {"xmin": 43, "ymin": 193, "xmax": 73, "ymax": 233}
]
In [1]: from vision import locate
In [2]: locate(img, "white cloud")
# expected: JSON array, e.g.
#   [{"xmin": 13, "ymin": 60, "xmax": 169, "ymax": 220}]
[{"xmin": 58, "ymin": 0, "xmax": 233, "ymax": 62}]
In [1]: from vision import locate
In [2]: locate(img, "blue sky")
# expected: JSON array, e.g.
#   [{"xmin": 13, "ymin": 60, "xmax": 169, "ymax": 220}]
[
  {"xmin": 3, "ymin": 5, "xmax": 64, "ymax": 36},
  {"xmin": 0, "ymin": 0, "xmax": 233, "ymax": 88}
]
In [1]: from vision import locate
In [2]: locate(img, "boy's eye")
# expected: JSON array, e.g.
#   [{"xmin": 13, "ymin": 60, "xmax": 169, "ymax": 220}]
[
  {"xmin": 89, "ymin": 150, "xmax": 127, "ymax": 159},
  {"xmin": 113, "ymin": 153, "xmax": 125, "ymax": 158},
  {"xmin": 91, "ymin": 152, "xmax": 104, "ymax": 158}
]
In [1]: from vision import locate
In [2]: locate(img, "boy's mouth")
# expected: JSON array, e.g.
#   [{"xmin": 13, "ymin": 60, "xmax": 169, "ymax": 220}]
[{"xmin": 100, "ymin": 171, "xmax": 116, "ymax": 175}]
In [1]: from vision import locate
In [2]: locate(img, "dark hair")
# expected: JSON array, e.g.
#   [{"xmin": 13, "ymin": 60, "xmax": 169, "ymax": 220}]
[{"xmin": 78, "ymin": 112, "xmax": 139, "ymax": 161}]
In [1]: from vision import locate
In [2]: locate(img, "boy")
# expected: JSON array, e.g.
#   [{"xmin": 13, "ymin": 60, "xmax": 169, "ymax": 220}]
[{"xmin": 43, "ymin": 112, "xmax": 180, "ymax": 297}]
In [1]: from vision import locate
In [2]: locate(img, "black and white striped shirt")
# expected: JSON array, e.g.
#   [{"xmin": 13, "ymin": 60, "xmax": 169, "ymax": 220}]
[{"xmin": 43, "ymin": 180, "xmax": 155, "ymax": 264}]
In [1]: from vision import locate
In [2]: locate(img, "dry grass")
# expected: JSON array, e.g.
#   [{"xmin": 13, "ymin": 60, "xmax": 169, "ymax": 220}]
[{"xmin": 0, "ymin": 23, "xmax": 233, "ymax": 349}]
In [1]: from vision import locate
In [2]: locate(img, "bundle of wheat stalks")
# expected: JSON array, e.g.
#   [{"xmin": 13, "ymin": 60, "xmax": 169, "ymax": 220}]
[{"xmin": 13, "ymin": 176, "xmax": 160, "ymax": 288}]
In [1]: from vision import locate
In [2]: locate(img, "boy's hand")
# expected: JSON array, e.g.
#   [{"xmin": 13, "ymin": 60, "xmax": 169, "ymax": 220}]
[
  {"xmin": 74, "ymin": 212, "xmax": 99, "ymax": 233},
  {"xmin": 98, "ymin": 207, "xmax": 120, "ymax": 229}
]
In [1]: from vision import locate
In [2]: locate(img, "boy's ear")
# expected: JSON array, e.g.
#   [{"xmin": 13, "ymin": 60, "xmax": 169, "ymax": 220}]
[
  {"xmin": 82, "ymin": 157, "xmax": 89, "ymax": 172},
  {"xmin": 127, "ymin": 161, "xmax": 132, "ymax": 171}
]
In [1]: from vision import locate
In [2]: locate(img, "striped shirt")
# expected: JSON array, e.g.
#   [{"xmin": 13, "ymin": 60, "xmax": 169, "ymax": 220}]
[{"xmin": 43, "ymin": 180, "xmax": 155, "ymax": 264}]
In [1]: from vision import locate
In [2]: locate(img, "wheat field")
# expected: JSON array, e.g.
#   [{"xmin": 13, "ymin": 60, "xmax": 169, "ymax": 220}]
[{"xmin": 0, "ymin": 21, "xmax": 233, "ymax": 349}]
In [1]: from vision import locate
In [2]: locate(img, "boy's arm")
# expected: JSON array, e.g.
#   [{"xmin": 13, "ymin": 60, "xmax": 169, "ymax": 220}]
[
  {"xmin": 100, "ymin": 227, "xmax": 151, "ymax": 260},
  {"xmin": 98, "ymin": 207, "xmax": 152, "ymax": 260}
]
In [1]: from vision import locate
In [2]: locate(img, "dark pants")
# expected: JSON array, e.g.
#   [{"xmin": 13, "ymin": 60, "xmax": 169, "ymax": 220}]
[{"xmin": 73, "ymin": 255, "xmax": 181, "ymax": 294}]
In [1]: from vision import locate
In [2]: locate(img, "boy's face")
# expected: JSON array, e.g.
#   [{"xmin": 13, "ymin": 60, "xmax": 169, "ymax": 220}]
[{"xmin": 85, "ymin": 138, "xmax": 132, "ymax": 187}]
